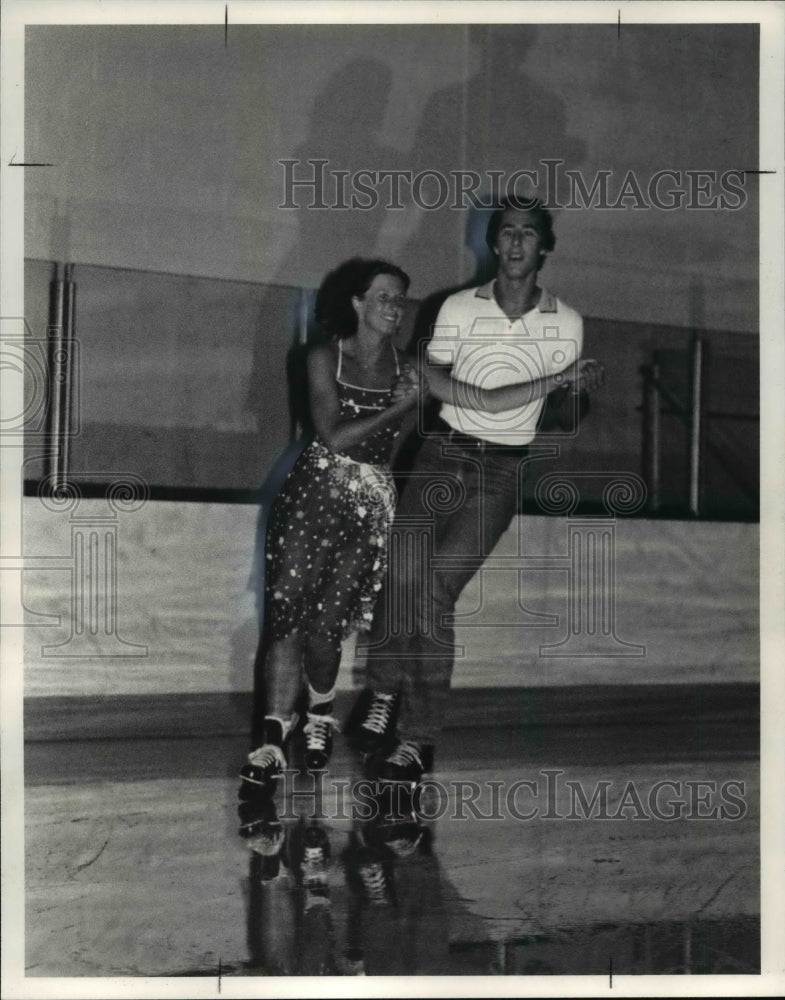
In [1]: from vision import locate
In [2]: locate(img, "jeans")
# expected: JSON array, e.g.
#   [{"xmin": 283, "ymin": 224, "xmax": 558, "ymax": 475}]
[{"xmin": 362, "ymin": 428, "xmax": 530, "ymax": 743}]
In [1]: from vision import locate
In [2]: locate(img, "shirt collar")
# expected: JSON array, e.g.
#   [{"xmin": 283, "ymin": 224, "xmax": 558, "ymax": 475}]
[{"xmin": 474, "ymin": 280, "xmax": 557, "ymax": 313}]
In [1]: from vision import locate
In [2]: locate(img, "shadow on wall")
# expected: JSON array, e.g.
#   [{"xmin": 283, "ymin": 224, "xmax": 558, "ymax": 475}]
[
  {"xmin": 399, "ymin": 22, "xmax": 589, "ymax": 408},
  {"xmin": 246, "ymin": 26, "xmax": 590, "ymax": 445},
  {"xmin": 244, "ymin": 57, "xmax": 402, "ymax": 442},
  {"xmin": 399, "ymin": 23, "xmax": 587, "ymax": 297}
]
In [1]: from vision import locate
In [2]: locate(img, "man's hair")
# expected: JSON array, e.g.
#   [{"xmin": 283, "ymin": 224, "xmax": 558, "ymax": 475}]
[{"xmin": 485, "ymin": 197, "xmax": 557, "ymax": 264}]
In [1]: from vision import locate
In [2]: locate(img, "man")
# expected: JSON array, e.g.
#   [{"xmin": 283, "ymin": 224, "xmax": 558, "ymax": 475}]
[{"xmin": 349, "ymin": 197, "xmax": 604, "ymax": 785}]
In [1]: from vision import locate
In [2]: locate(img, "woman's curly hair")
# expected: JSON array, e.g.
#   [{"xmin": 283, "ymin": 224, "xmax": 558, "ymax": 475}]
[{"xmin": 314, "ymin": 257, "xmax": 410, "ymax": 339}]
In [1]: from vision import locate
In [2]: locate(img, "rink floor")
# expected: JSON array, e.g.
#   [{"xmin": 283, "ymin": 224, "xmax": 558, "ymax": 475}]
[{"xmin": 23, "ymin": 701, "xmax": 759, "ymax": 980}]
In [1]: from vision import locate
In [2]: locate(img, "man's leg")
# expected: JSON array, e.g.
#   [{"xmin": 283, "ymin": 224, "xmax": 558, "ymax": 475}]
[
  {"xmin": 394, "ymin": 445, "xmax": 523, "ymax": 745},
  {"xmin": 351, "ymin": 435, "xmax": 462, "ymax": 752},
  {"xmin": 365, "ymin": 441, "xmax": 525, "ymax": 774}
]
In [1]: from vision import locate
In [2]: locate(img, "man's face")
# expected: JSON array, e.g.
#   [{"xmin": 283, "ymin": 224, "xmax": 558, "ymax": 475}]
[{"xmin": 493, "ymin": 209, "xmax": 545, "ymax": 279}]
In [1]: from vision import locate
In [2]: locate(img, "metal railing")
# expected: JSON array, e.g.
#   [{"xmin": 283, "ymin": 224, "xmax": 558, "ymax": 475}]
[
  {"xmin": 44, "ymin": 262, "xmax": 77, "ymax": 492},
  {"xmin": 641, "ymin": 336, "xmax": 758, "ymax": 518},
  {"xmin": 33, "ymin": 260, "xmax": 759, "ymax": 518}
]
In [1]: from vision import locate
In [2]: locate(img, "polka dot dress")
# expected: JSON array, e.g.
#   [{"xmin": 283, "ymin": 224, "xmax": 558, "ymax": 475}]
[{"xmin": 264, "ymin": 346, "xmax": 404, "ymax": 645}]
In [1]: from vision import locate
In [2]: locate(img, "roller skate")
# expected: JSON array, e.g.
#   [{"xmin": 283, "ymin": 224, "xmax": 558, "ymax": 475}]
[
  {"xmin": 239, "ymin": 716, "xmax": 296, "ymax": 798},
  {"xmin": 238, "ymin": 796, "xmax": 288, "ymax": 883},
  {"xmin": 303, "ymin": 708, "xmax": 341, "ymax": 771},
  {"xmin": 346, "ymin": 689, "xmax": 398, "ymax": 757},
  {"xmin": 369, "ymin": 738, "xmax": 433, "ymax": 791}
]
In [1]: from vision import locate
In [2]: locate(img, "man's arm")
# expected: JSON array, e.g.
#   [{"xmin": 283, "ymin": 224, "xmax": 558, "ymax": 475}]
[
  {"xmin": 423, "ymin": 358, "xmax": 603, "ymax": 413},
  {"xmin": 425, "ymin": 295, "xmax": 601, "ymax": 412}
]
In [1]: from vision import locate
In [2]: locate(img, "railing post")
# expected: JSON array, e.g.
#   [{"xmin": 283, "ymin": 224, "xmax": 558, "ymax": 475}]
[
  {"xmin": 643, "ymin": 361, "xmax": 661, "ymax": 513},
  {"xmin": 45, "ymin": 263, "xmax": 64, "ymax": 486},
  {"xmin": 688, "ymin": 333, "xmax": 704, "ymax": 517},
  {"xmin": 45, "ymin": 262, "xmax": 76, "ymax": 492},
  {"xmin": 61, "ymin": 264, "xmax": 77, "ymax": 485}
]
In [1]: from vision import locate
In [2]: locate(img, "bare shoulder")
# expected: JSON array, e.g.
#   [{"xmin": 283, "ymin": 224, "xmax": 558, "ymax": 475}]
[
  {"xmin": 308, "ymin": 340, "xmax": 336, "ymax": 361},
  {"xmin": 307, "ymin": 341, "xmax": 337, "ymax": 370},
  {"xmin": 306, "ymin": 342, "xmax": 340, "ymax": 389}
]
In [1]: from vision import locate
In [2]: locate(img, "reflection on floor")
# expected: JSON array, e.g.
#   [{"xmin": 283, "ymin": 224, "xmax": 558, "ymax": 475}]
[{"xmin": 25, "ymin": 717, "xmax": 759, "ymax": 978}]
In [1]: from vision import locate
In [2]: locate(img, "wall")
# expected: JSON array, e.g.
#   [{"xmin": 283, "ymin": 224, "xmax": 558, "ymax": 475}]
[
  {"xmin": 25, "ymin": 23, "xmax": 758, "ymax": 332},
  {"xmin": 20, "ymin": 498, "xmax": 758, "ymax": 699}
]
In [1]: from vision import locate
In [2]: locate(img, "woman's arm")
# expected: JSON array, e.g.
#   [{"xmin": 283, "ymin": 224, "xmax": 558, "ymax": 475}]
[
  {"xmin": 424, "ymin": 358, "xmax": 603, "ymax": 413},
  {"xmin": 306, "ymin": 345, "xmax": 418, "ymax": 453}
]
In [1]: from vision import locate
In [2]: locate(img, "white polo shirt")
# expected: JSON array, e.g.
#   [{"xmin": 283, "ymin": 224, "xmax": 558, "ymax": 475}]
[{"xmin": 427, "ymin": 281, "xmax": 584, "ymax": 445}]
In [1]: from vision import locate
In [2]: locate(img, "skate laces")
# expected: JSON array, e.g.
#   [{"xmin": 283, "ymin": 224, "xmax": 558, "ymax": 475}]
[
  {"xmin": 359, "ymin": 861, "xmax": 392, "ymax": 905},
  {"xmin": 298, "ymin": 826, "xmax": 331, "ymax": 902},
  {"xmin": 362, "ymin": 693, "xmax": 396, "ymax": 734},
  {"xmin": 303, "ymin": 844, "xmax": 328, "ymax": 873},
  {"xmin": 304, "ymin": 713, "xmax": 340, "ymax": 750},
  {"xmin": 386, "ymin": 740, "xmax": 422, "ymax": 768},
  {"xmin": 247, "ymin": 743, "xmax": 286, "ymax": 769},
  {"xmin": 303, "ymin": 844, "xmax": 327, "ymax": 866},
  {"xmin": 301, "ymin": 843, "xmax": 329, "ymax": 886}
]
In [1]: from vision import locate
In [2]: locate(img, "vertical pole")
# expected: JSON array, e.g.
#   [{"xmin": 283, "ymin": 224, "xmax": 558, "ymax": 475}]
[
  {"xmin": 689, "ymin": 334, "xmax": 703, "ymax": 517},
  {"xmin": 644, "ymin": 361, "xmax": 661, "ymax": 513},
  {"xmin": 60, "ymin": 263, "xmax": 76, "ymax": 487},
  {"xmin": 46, "ymin": 263, "xmax": 65, "ymax": 488},
  {"xmin": 687, "ymin": 276, "xmax": 705, "ymax": 518}
]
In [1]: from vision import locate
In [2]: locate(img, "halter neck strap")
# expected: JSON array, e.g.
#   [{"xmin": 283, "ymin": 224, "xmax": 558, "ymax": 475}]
[{"xmin": 336, "ymin": 338, "xmax": 399, "ymax": 381}]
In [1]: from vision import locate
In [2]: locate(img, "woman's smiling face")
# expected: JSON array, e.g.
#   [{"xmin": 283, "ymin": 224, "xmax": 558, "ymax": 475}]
[{"xmin": 353, "ymin": 273, "xmax": 407, "ymax": 337}]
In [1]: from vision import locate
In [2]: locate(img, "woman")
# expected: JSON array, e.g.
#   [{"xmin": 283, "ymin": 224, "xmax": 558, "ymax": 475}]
[{"xmin": 241, "ymin": 258, "xmax": 418, "ymax": 794}]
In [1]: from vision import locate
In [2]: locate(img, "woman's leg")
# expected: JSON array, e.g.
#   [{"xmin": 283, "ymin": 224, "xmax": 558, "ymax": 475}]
[
  {"xmin": 302, "ymin": 632, "xmax": 342, "ymax": 695},
  {"xmin": 301, "ymin": 632, "xmax": 343, "ymax": 770},
  {"xmin": 241, "ymin": 632, "xmax": 304, "ymax": 792},
  {"xmin": 263, "ymin": 632, "xmax": 305, "ymax": 719}
]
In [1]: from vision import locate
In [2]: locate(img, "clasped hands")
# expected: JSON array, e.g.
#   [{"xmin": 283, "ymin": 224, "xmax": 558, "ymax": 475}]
[
  {"xmin": 390, "ymin": 357, "xmax": 605, "ymax": 407},
  {"xmin": 390, "ymin": 363, "xmax": 421, "ymax": 406}
]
